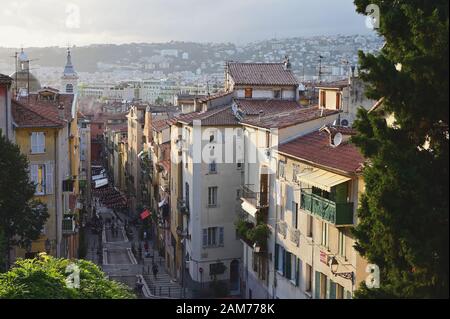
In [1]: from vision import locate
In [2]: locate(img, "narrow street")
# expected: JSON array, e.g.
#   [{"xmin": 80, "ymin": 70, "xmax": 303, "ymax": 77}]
[{"xmin": 85, "ymin": 186, "xmax": 190, "ymax": 299}]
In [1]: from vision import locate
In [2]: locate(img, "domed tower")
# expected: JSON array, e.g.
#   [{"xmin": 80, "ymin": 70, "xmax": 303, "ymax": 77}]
[
  {"xmin": 9, "ymin": 48, "xmax": 41, "ymax": 96},
  {"xmin": 61, "ymin": 48, "xmax": 78, "ymax": 94}
]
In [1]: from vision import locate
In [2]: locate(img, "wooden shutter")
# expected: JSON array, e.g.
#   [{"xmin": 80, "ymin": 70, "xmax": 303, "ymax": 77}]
[
  {"xmin": 38, "ymin": 132, "xmax": 45, "ymax": 152},
  {"xmin": 336, "ymin": 93, "xmax": 340, "ymax": 109},
  {"xmin": 274, "ymin": 244, "xmax": 279, "ymax": 270},
  {"xmin": 45, "ymin": 162, "xmax": 54, "ymax": 194},
  {"xmin": 285, "ymin": 251, "xmax": 291, "ymax": 279},
  {"xmin": 31, "ymin": 133, "xmax": 37, "ymax": 153},
  {"xmin": 314, "ymin": 271, "xmax": 321, "ymax": 299},
  {"xmin": 329, "ymin": 280, "xmax": 337, "ymax": 299},
  {"xmin": 326, "ymin": 277, "xmax": 331, "ymax": 299},
  {"xmin": 295, "ymin": 258, "xmax": 301, "ymax": 286}
]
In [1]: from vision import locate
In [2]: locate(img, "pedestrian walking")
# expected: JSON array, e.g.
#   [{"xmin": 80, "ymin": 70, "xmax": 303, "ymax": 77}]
[
  {"xmin": 135, "ymin": 277, "xmax": 144, "ymax": 294},
  {"xmin": 152, "ymin": 263, "xmax": 158, "ymax": 280}
]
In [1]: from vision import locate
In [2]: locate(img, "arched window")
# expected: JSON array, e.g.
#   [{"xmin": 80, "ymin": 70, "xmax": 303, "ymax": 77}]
[{"xmin": 66, "ymin": 83, "xmax": 74, "ymax": 93}]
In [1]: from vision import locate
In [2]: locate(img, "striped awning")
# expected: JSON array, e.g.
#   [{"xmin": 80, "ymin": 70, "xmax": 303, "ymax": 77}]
[{"xmin": 298, "ymin": 169, "xmax": 350, "ymax": 192}]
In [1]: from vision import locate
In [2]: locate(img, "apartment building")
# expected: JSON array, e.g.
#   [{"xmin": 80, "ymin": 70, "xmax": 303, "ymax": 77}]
[
  {"xmin": 316, "ymin": 70, "xmax": 375, "ymax": 126},
  {"xmin": 238, "ymin": 106, "xmax": 340, "ymax": 299},
  {"xmin": 270, "ymin": 126, "xmax": 368, "ymax": 299},
  {"xmin": 11, "ymin": 89, "xmax": 80, "ymax": 260}
]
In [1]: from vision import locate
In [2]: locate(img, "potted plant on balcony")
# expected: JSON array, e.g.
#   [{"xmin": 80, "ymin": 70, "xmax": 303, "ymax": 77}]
[{"xmin": 247, "ymin": 224, "xmax": 271, "ymax": 251}]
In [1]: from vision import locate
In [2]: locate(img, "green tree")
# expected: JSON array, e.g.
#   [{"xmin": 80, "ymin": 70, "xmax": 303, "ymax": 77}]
[
  {"xmin": 0, "ymin": 131, "xmax": 49, "ymax": 271},
  {"xmin": 351, "ymin": 1, "xmax": 449, "ymax": 298},
  {"xmin": 0, "ymin": 253, "xmax": 135, "ymax": 299}
]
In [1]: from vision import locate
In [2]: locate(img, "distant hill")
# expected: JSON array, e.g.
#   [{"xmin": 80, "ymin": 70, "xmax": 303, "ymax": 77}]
[{"xmin": 0, "ymin": 35, "xmax": 383, "ymax": 76}]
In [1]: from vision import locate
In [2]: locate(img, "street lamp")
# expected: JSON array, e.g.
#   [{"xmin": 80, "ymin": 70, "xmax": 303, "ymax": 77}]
[{"xmin": 329, "ymin": 256, "xmax": 354, "ymax": 284}]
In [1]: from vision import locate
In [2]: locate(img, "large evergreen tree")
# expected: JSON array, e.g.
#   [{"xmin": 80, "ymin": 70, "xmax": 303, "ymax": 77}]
[
  {"xmin": 0, "ymin": 131, "xmax": 49, "ymax": 271},
  {"xmin": 351, "ymin": 1, "xmax": 449, "ymax": 298}
]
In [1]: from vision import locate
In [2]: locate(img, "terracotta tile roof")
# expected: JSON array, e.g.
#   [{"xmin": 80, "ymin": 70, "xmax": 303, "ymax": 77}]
[
  {"xmin": 242, "ymin": 106, "xmax": 340, "ymax": 129},
  {"xmin": 278, "ymin": 129, "xmax": 365, "ymax": 174},
  {"xmin": 12, "ymin": 100, "xmax": 65, "ymax": 128},
  {"xmin": 227, "ymin": 62, "xmax": 298, "ymax": 86},
  {"xmin": 316, "ymin": 79, "xmax": 349, "ymax": 89},
  {"xmin": 0, "ymin": 73, "xmax": 12, "ymax": 84},
  {"xmin": 176, "ymin": 106, "xmax": 239, "ymax": 126},
  {"xmin": 199, "ymin": 91, "xmax": 233, "ymax": 103},
  {"xmin": 234, "ymin": 99, "xmax": 302, "ymax": 116}
]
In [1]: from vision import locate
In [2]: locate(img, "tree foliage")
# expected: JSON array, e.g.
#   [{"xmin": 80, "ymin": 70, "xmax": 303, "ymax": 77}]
[
  {"xmin": 0, "ymin": 132, "xmax": 49, "ymax": 271},
  {"xmin": 351, "ymin": 0, "xmax": 449, "ymax": 298},
  {"xmin": 0, "ymin": 253, "xmax": 135, "ymax": 299}
]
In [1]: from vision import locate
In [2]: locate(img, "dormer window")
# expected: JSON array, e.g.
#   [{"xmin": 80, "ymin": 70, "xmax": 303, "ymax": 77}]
[
  {"xmin": 274, "ymin": 89, "xmax": 282, "ymax": 99},
  {"xmin": 244, "ymin": 88, "xmax": 253, "ymax": 99}
]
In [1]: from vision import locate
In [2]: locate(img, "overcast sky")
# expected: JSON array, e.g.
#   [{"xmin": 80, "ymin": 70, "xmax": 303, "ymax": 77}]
[{"xmin": 0, "ymin": 0, "xmax": 372, "ymax": 48}]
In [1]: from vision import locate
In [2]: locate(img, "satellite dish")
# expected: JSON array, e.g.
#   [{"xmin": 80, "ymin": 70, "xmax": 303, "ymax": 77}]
[{"xmin": 333, "ymin": 132, "xmax": 343, "ymax": 147}]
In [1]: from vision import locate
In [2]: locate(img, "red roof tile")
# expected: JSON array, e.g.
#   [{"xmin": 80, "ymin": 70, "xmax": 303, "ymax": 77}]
[
  {"xmin": 278, "ymin": 130, "xmax": 365, "ymax": 174},
  {"xmin": 316, "ymin": 79, "xmax": 349, "ymax": 89},
  {"xmin": 12, "ymin": 100, "xmax": 65, "ymax": 128},
  {"xmin": 235, "ymin": 99, "xmax": 302, "ymax": 115},
  {"xmin": 242, "ymin": 106, "xmax": 339, "ymax": 129},
  {"xmin": 228, "ymin": 62, "xmax": 298, "ymax": 86}
]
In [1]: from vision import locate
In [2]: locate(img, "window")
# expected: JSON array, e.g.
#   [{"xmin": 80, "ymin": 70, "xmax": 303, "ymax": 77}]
[
  {"xmin": 292, "ymin": 201, "xmax": 298, "ymax": 229},
  {"xmin": 66, "ymin": 83, "xmax": 74, "ymax": 93},
  {"xmin": 244, "ymin": 88, "xmax": 253, "ymax": 98},
  {"xmin": 338, "ymin": 230, "xmax": 346, "ymax": 258},
  {"xmin": 307, "ymin": 215, "xmax": 314, "ymax": 238},
  {"xmin": 284, "ymin": 251, "xmax": 292, "ymax": 279},
  {"xmin": 274, "ymin": 89, "xmax": 282, "ymax": 99},
  {"xmin": 274, "ymin": 244, "xmax": 284, "ymax": 274},
  {"xmin": 31, "ymin": 132, "xmax": 45, "ymax": 154},
  {"xmin": 265, "ymin": 131, "xmax": 270, "ymax": 148},
  {"xmin": 208, "ymin": 186, "xmax": 218, "ymax": 207},
  {"xmin": 292, "ymin": 164, "xmax": 300, "ymax": 183},
  {"xmin": 321, "ymin": 222, "xmax": 329, "ymax": 249},
  {"xmin": 320, "ymin": 90, "xmax": 326, "ymax": 107},
  {"xmin": 237, "ymin": 161, "xmax": 243, "ymax": 170},
  {"xmin": 209, "ymin": 161, "xmax": 217, "ymax": 173},
  {"xmin": 202, "ymin": 227, "xmax": 224, "ymax": 247},
  {"xmin": 280, "ymin": 205, "xmax": 285, "ymax": 221},
  {"xmin": 30, "ymin": 163, "xmax": 53, "ymax": 195},
  {"xmin": 305, "ymin": 264, "xmax": 313, "ymax": 293},
  {"xmin": 277, "ymin": 160, "xmax": 286, "ymax": 179}
]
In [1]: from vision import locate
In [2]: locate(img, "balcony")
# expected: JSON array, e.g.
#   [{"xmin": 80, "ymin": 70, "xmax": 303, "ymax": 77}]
[
  {"xmin": 240, "ymin": 185, "xmax": 269, "ymax": 218},
  {"xmin": 300, "ymin": 190, "xmax": 354, "ymax": 226},
  {"xmin": 289, "ymin": 228, "xmax": 300, "ymax": 246},
  {"xmin": 62, "ymin": 216, "xmax": 76, "ymax": 234},
  {"xmin": 177, "ymin": 198, "xmax": 190, "ymax": 216}
]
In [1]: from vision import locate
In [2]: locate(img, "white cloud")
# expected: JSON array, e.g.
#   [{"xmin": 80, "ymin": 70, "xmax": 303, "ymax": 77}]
[{"xmin": 0, "ymin": 0, "xmax": 370, "ymax": 48}]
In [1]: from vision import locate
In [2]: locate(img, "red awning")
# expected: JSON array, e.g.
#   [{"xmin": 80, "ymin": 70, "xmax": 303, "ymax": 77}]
[{"xmin": 140, "ymin": 210, "xmax": 151, "ymax": 220}]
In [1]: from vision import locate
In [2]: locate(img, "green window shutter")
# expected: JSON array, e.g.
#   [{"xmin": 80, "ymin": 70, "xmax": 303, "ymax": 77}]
[
  {"xmin": 329, "ymin": 280, "xmax": 337, "ymax": 299},
  {"xmin": 274, "ymin": 244, "xmax": 279, "ymax": 270},
  {"xmin": 281, "ymin": 247, "xmax": 285, "ymax": 276},
  {"xmin": 326, "ymin": 277, "xmax": 331, "ymax": 299},
  {"xmin": 314, "ymin": 271, "xmax": 321, "ymax": 299},
  {"xmin": 285, "ymin": 252, "xmax": 291, "ymax": 279},
  {"xmin": 295, "ymin": 258, "xmax": 301, "ymax": 286}
]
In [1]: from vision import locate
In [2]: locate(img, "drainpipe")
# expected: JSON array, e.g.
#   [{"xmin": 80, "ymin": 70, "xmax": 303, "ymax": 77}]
[{"xmin": 54, "ymin": 131, "xmax": 59, "ymax": 257}]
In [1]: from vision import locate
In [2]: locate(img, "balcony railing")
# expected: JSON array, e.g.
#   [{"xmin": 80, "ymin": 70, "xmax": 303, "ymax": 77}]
[
  {"xmin": 62, "ymin": 216, "xmax": 76, "ymax": 234},
  {"xmin": 289, "ymin": 228, "xmax": 300, "ymax": 246},
  {"xmin": 177, "ymin": 198, "xmax": 190, "ymax": 216},
  {"xmin": 241, "ymin": 185, "xmax": 269, "ymax": 209},
  {"xmin": 277, "ymin": 220, "xmax": 287, "ymax": 238},
  {"xmin": 300, "ymin": 190, "xmax": 354, "ymax": 226}
]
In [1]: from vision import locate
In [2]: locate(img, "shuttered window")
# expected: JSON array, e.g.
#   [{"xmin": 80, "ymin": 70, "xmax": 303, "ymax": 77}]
[
  {"xmin": 45, "ymin": 162, "xmax": 54, "ymax": 194},
  {"xmin": 31, "ymin": 132, "xmax": 45, "ymax": 153}
]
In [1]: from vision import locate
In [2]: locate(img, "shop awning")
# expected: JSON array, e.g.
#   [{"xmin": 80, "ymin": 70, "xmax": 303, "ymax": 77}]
[
  {"xmin": 94, "ymin": 178, "xmax": 108, "ymax": 188},
  {"xmin": 140, "ymin": 210, "xmax": 151, "ymax": 220},
  {"xmin": 298, "ymin": 169, "xmax": 350, "ymax": 192}
]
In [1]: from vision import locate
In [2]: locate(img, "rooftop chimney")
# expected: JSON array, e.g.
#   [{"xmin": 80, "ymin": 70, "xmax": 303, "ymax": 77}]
[{"xmin": 283, "ymin": 55, "xmax": 291, "ymax": 71}]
